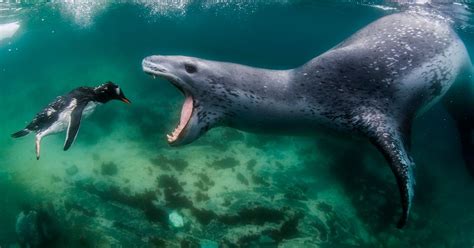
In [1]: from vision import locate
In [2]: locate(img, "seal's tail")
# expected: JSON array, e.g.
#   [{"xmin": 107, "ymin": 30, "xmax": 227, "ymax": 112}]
[{"xmin": 11, "ymin": 129, "xmax": 30, "ymax": 138}]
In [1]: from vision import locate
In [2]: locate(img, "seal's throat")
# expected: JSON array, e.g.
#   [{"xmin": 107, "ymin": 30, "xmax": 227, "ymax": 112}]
[
  {"xmin": 155, "ymin": 76, "xmax": 195, "ymax": 144},
  {"xmin": 168, "ymin": 94, "xmax": 193, "ymax": 143}
]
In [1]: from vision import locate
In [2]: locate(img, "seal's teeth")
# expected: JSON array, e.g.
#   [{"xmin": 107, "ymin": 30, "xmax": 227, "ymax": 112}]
[{"xmin": 167, "ymin": 132, "xmax": 179, "ymax": 143}]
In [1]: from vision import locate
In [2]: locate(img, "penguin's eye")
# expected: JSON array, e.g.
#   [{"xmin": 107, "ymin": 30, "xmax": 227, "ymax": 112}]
[
  {"xmin": 184, "ymin": 63, "xmax": 197, "ymax": 74},
  {"xmin": 115, "ymin": 87, "xmax": 121, "ymax": 95}
]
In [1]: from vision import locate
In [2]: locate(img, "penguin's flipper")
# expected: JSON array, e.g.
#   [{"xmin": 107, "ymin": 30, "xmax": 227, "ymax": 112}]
[
  {"xmin": 64, "ymin": 103, "xmax": 86, "ymax": 151},
  {"xmin": 359, "ymin": 110, "xmax": 415, "ymax": 228}
]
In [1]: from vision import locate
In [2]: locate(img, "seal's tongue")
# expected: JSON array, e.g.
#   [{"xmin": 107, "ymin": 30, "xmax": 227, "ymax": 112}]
[{"xmin": 167, "ymin": 95, "xmax": 193, "ymax": 143}]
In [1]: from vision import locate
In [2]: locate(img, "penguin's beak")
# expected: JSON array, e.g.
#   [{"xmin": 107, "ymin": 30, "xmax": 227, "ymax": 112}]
[{"xmin": 120, "ymin": 97, "xmax": 131, "ymax": 104}]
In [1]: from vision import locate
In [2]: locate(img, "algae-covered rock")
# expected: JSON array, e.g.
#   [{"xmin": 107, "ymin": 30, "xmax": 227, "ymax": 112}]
[
  {"xmin": 65, "ymin": 165, "xmax": 78, "ymax": 176},
  {"xmin": 209, "ymin": 157, "xmax": 240, "ymax": 169},
  {"xmin": 60, "ymin": 186, "xmax": 177, "ymax": 247},
  {"xmin": 15, "ymin": 207, "xmax": 59, "ymax": 248},
  {"xmin": 101, "ymin": 162, "xmax": 118, "ymax": 176}
]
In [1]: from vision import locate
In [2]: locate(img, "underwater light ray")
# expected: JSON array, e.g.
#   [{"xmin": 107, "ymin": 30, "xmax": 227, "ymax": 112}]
[{"xmin": 0, "ymin": 21, "xmax": 19, "ymax": 43}]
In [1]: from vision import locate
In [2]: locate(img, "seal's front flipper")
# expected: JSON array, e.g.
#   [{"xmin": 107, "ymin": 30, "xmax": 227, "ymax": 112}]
[
  {"xmin": 361, "ymin": 113, "xmax": 415, "ymax": 228},
  {"xmin": 370, "ymin": 131, "xmax": 415, "ymax": 228},
  {"xmin": 64, "ymin": 103, "xmax": 86, "ymax": 151}
]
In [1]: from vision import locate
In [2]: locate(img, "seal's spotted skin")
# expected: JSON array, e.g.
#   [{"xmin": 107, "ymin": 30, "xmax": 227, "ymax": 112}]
[{"xmin": 143, "ymin": 10, "xmax": 473, "ymax": 228}]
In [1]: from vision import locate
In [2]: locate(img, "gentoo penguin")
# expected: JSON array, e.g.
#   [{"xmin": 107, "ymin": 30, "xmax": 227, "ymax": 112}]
[{"xmin": 11, "ymin": 82, "xmax": 131, "ymax": 160}]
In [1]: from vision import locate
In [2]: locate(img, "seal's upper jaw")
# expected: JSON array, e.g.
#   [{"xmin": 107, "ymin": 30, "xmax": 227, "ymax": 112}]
[
  {"xmin": 142, "ymin": 56, "xmax": 198, "ymax": 146},
  {"xmin": 142, "ymin": 58, "xmax": 182, "ymax": 89}
]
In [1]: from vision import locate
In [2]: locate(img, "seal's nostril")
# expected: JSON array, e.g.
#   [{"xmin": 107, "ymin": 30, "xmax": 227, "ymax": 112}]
[
  {"xmin": 143, "ymin": 55, "xmax": 159, "ymax": 64},
  {"xmin": 148, "ymin": 55, "xmax": 163, "ymax": 63}
]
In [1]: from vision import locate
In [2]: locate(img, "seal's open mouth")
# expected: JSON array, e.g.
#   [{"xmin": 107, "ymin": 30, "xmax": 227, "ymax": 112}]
[
  {"xmin": 143, "ymin": 61, "xmax": 194, "ymax": 144},
  {"xmin": 168, "ymin": 94, "xmax": 193, "ymax": 143}
]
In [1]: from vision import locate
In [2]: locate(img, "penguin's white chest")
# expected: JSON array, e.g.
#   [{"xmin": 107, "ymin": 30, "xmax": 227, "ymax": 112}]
[{"xmin": 39, "ymin": 100, "xmax": 98, "ymax": 137}]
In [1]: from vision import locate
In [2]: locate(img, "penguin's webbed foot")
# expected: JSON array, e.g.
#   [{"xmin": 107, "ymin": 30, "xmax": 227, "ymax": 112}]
[{"xmin": 35, "ymin": 136, "xmax": 41, "ymax": 161}]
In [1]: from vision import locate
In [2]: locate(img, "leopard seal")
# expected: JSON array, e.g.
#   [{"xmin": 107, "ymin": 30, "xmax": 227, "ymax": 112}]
[{"xmin": 142, "ymin": 9, "xmax": 473, "ymax": 228}]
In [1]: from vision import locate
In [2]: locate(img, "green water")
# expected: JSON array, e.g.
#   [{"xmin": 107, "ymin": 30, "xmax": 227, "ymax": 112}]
[{"xmin": 1, "ymin": 1, "xmax": 474, "ymax": 247}]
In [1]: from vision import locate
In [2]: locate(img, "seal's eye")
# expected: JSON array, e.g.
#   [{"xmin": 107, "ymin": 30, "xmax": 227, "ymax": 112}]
[{"xmin": 184, "ymin": 63, "xmax": 197, "ymax": 74}]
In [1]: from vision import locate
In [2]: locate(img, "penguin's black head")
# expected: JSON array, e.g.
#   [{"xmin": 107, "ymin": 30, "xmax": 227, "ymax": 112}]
[{"xmin": 94, "ymin": 81, "xmax": 131, "ymax": 104}]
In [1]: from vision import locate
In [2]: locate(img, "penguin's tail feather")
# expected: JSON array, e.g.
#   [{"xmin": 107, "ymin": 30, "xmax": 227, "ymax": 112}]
[{"xmin": 11, "ymin": 129, "xmax": 30, "ymax": 138}]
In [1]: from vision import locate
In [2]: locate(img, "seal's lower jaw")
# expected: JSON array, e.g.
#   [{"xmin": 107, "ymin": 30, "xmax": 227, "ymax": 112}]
[{"xmin": 143, "ymin": 64, "xmax": 194, "ymax": 145}]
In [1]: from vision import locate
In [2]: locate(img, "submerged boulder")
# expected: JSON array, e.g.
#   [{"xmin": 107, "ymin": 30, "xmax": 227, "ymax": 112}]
[
  {"xmin": 65, "ymin": 165, "xmax": 79, "ymax": 176},
  {"xmin": 15, "ymin": 207, "xmax": 58, "ymax": 248},
  {"xmin": 101, "ymin": 162, "xmax": 118, "ymax": 176}
]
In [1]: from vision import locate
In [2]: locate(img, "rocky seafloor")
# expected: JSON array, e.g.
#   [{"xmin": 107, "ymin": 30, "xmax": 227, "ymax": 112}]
[{"xmin": 2, "ymin": 104, "xmax": 474, "ymax": 248}]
